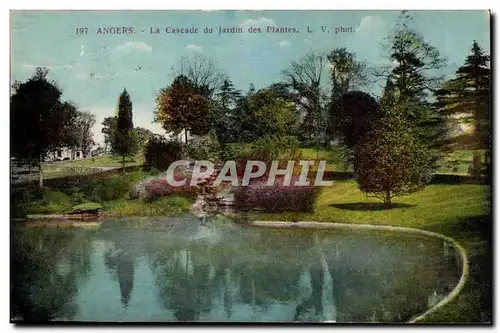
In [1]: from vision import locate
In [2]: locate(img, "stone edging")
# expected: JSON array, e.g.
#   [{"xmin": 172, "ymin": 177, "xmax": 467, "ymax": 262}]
[{"xmin": 249, "ymin": 221, "xmax": 469, "ymax": 324}]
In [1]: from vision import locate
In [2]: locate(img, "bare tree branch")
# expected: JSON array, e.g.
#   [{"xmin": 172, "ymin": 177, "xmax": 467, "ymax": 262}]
[{"xmin": 172, "ymin": 54, "xmax": 226, "ymax": 96}]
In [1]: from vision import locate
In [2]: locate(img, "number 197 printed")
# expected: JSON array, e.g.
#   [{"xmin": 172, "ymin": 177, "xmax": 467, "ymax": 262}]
[{"xmin": 76, "ymin": 27, "xmax": 88, "ymax": 35}]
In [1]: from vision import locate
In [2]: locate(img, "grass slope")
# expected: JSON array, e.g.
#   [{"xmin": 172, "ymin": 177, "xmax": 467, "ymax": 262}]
[
  {"xmin": 298, "ymin": 147, "xmax": 485, "ymax": 175},
  {"xmin": 40, "ymin": 153, "xmax": 144, "ymax": 179}
]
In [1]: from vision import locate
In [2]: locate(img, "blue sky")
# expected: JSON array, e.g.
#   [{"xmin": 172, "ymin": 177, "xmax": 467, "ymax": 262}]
[{"xmin": 10, "ymin": 10, "xmax": 490, "ymax": 144}]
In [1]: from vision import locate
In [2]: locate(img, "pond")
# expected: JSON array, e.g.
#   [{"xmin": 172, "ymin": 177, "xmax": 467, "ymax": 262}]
[{"xmin": 11, "ymin": 215, "xmax": 463, "ymax": 323}]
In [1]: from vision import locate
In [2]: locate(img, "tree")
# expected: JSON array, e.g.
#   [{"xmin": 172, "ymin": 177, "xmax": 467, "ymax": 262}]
[
  {"xmin": 133, "ymin": 127, "xmax": 155, "ymax": 151},
  {"xmin": 282, "ymin": 53, "xmax": 328, "ymax": 156},
  {"xmin": 248, "ymin": 82, "xmax": 256, "ymax": 95},
  {"xmin": 380, "ymin": 11, "xmax": 448, "ymax": 166},
  {"xmin": 353, "ymin": 100, "xmax": 433, "ymax": 206},
  {"xmin": 72, "ymin": 111, "xmax": 96, "ymax": 157},
  {"xmin": 332, "ymin": 91, "xmax": 380, "ymax": 168},
  {"xmin": 154, "ymin": 75, "xmax": 212, "ymax": 144},
  {"xmin": 327, "ymin": 48, "xmax": 370, "ymax": 141},
  {"xmin": 247, "ymin": 86, "xmax": 298, "ymax": 138},
  {"xmin": 10, "ymin": 67, "xmax": 78, "ymax": 188},
  {"xmin": 229, "ymin": 84, "xmax": 298, "ymax": 143},
  {"xmin": 434, "ymin": 41, "xmax": 491, "ymax": 179},
  {"xmin": 214, "ymin": 77, "xmax": 241, "ymax": 143},
  {"xmin": 173, "ymin": 54, "xmax": 225, "ymax": 97},
  {"xmin": 143, "ymin": 134, "xmax": 184, "ymax": 171},
  {"xmin": 112, "ymin": 88, "xmax": 138, "ymax": 170},
  {"xmin": 228, "ymin": 83, "xmax": 260, "ymax": 142},
  {"xmin": 101, "ymin": 116, "xmax": 117, "ymax": 154}
]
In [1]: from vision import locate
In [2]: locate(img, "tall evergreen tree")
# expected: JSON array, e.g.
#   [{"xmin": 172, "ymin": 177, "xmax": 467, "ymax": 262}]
[
  {"xmin": 353, "ymin": 91, "xmax": 433, "ymax": 206},
  {"xmin": 384, "ymin": 11, "xmax": 448, "ymax": 166},
  {"xmin": 434, "ymin": 41, "xmax": 491, "ymax": 179},
  {"xmin": 112, "ymin": 88, "xmax": 138, "ymax": 170},
  {"xmin": 248, "ymin": 83, "xmax": 256, "ymax": 95},
  {"xmin": 214, "ymin": 77, "xmax": 241, "ymax": 143}
]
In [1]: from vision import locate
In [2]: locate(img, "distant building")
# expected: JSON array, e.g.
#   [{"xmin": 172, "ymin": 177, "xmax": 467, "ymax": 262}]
[{"xmin": 46, "ymin": 148, "xmax": 84, "ymax": 162}]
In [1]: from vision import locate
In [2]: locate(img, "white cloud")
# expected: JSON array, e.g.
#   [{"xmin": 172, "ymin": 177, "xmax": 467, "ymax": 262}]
[
  {"xmin": 116, "ymin": 41, "xmax": 153, "ymax": 53},
  {"xmin": 240, "ymin": 17, "xmax": 276, "ymax": 28},
  {"xmin": 186, "ymin": 44, "xmax": 203, "ymax": 52},
  {"xmin": 278, "ymin": 40, "xmax": 292, "ymax": 48},
  {"xmin": 355, "ymin": 15, "xmax": 385, "ymax": 34}
]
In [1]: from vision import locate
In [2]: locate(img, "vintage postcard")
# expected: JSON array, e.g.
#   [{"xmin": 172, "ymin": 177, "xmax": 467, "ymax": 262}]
[{"xmin": 10, "ymin": 10, "xmax": 491, "ymax": 324}]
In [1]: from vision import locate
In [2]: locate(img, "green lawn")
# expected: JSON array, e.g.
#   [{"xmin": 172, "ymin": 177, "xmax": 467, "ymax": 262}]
[
  {"xmin": 299, "ymin": 147, "xmax": 349, "ymax": 171},
  {"xmin": 41, "ymin": 153, "xmax": 144, "ymax": 179},
  {"xmin": 299, "ymin": 147, "xmax": 485, "ymax": 175},
  {"xmin": 253, "ymin": 181, "xmax": 491, "ymax": 323},
  {"xmin": 437, "ymin": 149, "xmax": 487, "ymax": 174}
]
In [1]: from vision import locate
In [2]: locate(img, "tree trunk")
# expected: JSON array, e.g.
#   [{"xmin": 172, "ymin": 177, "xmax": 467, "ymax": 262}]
[
  {"xmin": 184, "ymin": 128, "xmax": 188, "ymax": 145},
  {"xmin": 472, "ymin": 152, "xmax": 482, "ymax": 179},
  {"xmin": 384, "ymin": 191, "xmax": 391, "ymax": 207},
  {"xmin": 473, "ymin": 73, "xmax": 483, "ymax": 180},
  {"xmin": 316, "ymin": 137, "xmax": 320, "ymax": 161},
  {"xmin": 38, "ymin": 155, "xmax": 44, "ymax": 189}
]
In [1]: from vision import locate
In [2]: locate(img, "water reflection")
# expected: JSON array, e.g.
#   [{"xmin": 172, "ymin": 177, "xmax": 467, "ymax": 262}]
[
  {"xmin": 11, "ymin": 228, "xmax": 93, "ymax": 321},
  {"xmin": 104, "ymin": 247, "xmax": 135, "ymax": 309},
  {"xmin": 11, "ymin": 217, "xmax": 462, "ymax": 322}
]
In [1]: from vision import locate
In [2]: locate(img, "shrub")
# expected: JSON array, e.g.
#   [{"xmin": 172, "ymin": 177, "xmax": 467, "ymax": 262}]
[
  {"xmin": 70, "ymin": 189, "xmax": 86, "ymax": 205},
  {"xmin": 78, "ymin": 171, "xmax": 151, "ymax": 202},
  {"xmin": 148, "ymin": 196, "xmax": 192, "ymax": 215},
  {"xmin": 27, "ymin": 190, "xmax": 72, "ymax": 214},
  {"xmin": 353, "ymin": 106, "xmax": 433, "ymax": 205},
  {"xmin": 186, "ymin": 132, "xmax": 222, "ymax": 162},
  {"xmin": 102, "ymin": 196, "xmax": 191, "ymax": 217},
  {"xmin": 144, "ymin": 135, "xmax": 184, "ymax": 171},
  {"xmin": 251, "ymin": 135, "xmax": 301, "ymax": 162},
  {"xmin": 93, "ymin": 175, "xmax": 132, "ymax": 202},
  {"xmin": 42, "ymin": 190, "xmax": 72, "ymax": 206},
  {"xmin": 220, "ymin": 136, "xmax": 301, "ymax": 165},
  {"xmin": 11, "ymin": 187, "xmax": 32, "ymax": 218},
  {"xmin": 219, "ymin": 142, "xmax": 253, "ymax": 162},
  {"xmin": 142, "ymin": 179, "xmax": 199, "ymax": 203},
  {"xmin": 233, "ymin": 176, "xmax": 321, "ymax": 212}
]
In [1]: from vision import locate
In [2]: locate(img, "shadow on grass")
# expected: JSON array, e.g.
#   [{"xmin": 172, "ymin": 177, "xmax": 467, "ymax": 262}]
[
  {"xmin": 329, "ymin": 202, "xmax": 415, "ymax": 211},
  {"xmin": 429, "ymin": 214, "xmax": 492, "ymax": 247},
  {"xmin": 424, "ymin": 214, "xmax": 492, "ymax": 323}
]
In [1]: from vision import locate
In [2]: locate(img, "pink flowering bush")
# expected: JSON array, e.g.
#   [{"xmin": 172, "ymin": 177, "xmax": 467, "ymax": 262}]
[
  {"xmin": 232, "ymin": 176, "xmax": 321, "ymax": 212},
  {"xmin": 142, "ymin": 179, "xmax": 199, "ymax": 203}
]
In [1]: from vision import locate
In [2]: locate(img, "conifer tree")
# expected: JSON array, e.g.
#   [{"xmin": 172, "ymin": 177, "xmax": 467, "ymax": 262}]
[
  {"xmin": 112, "ymin": 88, "xmax": 138, "ymax": 170},
  {"xmin": 434, "ymin": 41, "xmax": 491, "ymax": 179}
]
